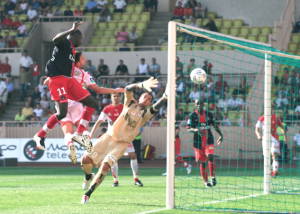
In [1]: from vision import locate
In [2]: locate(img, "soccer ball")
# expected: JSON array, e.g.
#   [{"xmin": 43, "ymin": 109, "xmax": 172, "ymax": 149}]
[{"xmin": 190, "ymin": 68, "xmax": 207, "ymax": 84}]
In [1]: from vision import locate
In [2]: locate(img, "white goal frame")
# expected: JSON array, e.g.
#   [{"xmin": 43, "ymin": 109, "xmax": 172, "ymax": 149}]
[{"xmin": 166, "ymin": 21, "xmax": 300, "ymax": 209}]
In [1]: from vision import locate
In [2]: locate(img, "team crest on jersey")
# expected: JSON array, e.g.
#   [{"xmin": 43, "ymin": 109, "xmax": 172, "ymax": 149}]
[
  {"xmin": 73, "ymin": 69, "xmax": 81, "ymax": 76},
  {"xmin": 61, "ymin": 95, "xmax": 66, "ymax": 100},
  {"xmin": 114, "ymin": 113, "xmax": 119, "ymax": 116},
  {"xmin": 108, "ymin": 113, "xmax": 112, "ymax": 116},
  {"xmin": 124, "ymin": 112, "xmax": 136, "ymax": 128}
]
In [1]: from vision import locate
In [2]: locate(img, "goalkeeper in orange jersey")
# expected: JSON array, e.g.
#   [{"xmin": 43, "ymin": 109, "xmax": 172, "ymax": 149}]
[{"xmin": 80, "ymin": 77, "xmax": 171, "ymax": 203}]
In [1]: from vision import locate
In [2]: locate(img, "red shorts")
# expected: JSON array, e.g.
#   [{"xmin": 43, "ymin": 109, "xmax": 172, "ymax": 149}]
[
  {"xmin": 175, "ymin": 138, "xmax": 181, "ymax": 156},
  {"xmin": 194, "ymin": 144, "xmax": 214, "ymax": 162},
  {"xmin": 49, "ymin": 76, "xmax": 90, "ymax": 103}
]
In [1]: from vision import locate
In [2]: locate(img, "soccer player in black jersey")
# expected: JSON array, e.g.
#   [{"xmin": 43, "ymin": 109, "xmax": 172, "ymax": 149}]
[
  {"xmin": 33, "ymin": 21, "xmax": 97, "ymax": 153},
  {"xmin": 187, "ymin": 99, "xmax": 223, "ymax": 187}
]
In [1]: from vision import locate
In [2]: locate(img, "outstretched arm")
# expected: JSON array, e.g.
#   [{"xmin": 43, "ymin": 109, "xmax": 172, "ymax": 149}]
[
  {"xmin": 152, "ymin": 97, "xmax": 167, "ymax": 111},
  {"xmin": 89, "ymin": 84, "xmax": 125, "ymax": 94},
  {"xmin": 125, "ymin": 77, "xmax": 159, "ymax": 92},
  {"xmin": 53, "ymin": 21, "xmax": 82, "ymax": 44},
  {"xmin": 125, "ymin": 83, "xmax": 139, "ymax": 92},
  {"xmin": 90, "ymin": 119, "xmax": 103, "ymax": 138}
]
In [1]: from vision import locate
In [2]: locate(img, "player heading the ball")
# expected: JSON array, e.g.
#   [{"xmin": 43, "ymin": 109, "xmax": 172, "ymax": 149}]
[{"xmin": 33, "ymin": 22, "xmax": 98, "ymax": 153}]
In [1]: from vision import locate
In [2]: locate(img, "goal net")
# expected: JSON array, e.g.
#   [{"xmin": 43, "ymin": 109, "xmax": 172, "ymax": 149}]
[{"xmin": 166, "ymin": 21, "xmax": 300, "ymax": 213}]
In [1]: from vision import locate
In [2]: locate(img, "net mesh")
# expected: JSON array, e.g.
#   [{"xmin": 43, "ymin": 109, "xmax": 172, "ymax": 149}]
[{"xmin": 173, "ymin": 23, "xmax": 300, "ymax": 213}]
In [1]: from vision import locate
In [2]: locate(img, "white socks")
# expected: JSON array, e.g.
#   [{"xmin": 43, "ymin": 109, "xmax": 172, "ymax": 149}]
[
  {"xmin": 273, "ymin": 160, "xmax": 279, "ymax": 171},
  {"xmin": 111, "ymin": 159, "xmax": 139, "ymax": 181},
  {"xmin": 112, "ymin": 162, "xmax": 119, "ymax": 182},
  {"xmin": 83, "ymin": 130, "xmax": 90, "ymax": 137},
  {"xmin": 64, "ymin": 133, "xmax": 73, "ymax": 148},
  {"xmin": 131, "ymin": 159, "xmax": 138, "ymax": 179}
]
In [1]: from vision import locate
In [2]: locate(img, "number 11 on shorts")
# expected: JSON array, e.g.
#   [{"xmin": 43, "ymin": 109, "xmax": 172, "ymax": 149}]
[{"xmin": 57, "ymin": 87, "xmax": 66, "ymax": 96}]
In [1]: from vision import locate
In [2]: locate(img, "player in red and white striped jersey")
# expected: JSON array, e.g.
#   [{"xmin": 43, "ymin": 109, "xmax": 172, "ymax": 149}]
[
  {"xmin": 89, "ymin": 92, "xmax": 143, "ymax": 187},
  {"xmin": 255, "ymin": 107, "xmax": 286, "ymax": 178},
  {"xmin": 44, "ymin": 52, "xmax": 124, "ymax": 164}
]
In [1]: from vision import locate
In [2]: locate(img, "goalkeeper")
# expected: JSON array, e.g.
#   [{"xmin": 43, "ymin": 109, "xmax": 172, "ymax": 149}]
[{"xmin": 80, "ymin": 77, "xmax": 170, "ymax": 203}]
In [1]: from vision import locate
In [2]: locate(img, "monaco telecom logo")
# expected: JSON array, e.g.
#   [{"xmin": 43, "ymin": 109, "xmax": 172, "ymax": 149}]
[{"xmin": 23, "ymin": 140, "xmax": 44, "ymax": 161}]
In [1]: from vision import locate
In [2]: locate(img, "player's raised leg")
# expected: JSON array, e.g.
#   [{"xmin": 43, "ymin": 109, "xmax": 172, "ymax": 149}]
[
  {"xmin": 71, "ymin": 95, "xmax": 96, "ymax": 153},
  {"xmin": 81, "ymin": 154, "xmax": 95, "ymax": 190},
  {"xmin": 34, "ymin": 101, "xmax": 68, "ymax": 150},
  {"xmin": 81, "ymin": 161, "xmax": 110, "ymax": 204}
]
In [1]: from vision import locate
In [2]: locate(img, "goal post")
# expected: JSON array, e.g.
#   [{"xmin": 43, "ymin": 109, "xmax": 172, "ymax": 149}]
[
  {"xmin": 166, "ymin": 20, "xmax": 177, "ymax": 209},
  {"xmin": 166, "ymin": 21, "xmax": 300, "ymax": 213},
  {"xmin": 264, "ymin": 54, "xmax": 272, "ymax": 194}
]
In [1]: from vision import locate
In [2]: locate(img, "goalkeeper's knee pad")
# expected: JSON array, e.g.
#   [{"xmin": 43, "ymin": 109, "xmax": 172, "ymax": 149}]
[{"xmin": 103, "ymin": 155, "xmax": 117, "ymax": 168}]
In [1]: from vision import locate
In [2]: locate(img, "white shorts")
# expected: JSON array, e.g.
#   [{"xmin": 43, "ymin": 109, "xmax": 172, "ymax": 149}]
[
  {"xmin": 124, "ymin": 142, "xmax": 135, "ymax": 156},
  {"xmin": 263, "ymin": 135, "xmax": 280, "ymax": 155},
  {"xmin": 60, "ymin": 100, "xmax": 83, "ymax": 126}
]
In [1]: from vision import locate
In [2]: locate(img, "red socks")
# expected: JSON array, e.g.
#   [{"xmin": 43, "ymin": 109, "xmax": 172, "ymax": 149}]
[
  {"xmin": 208, "ymin": 161, "xmax": 215, "ymax": 178},
  {"xmin": 37, "ymin": 114, "xmax": 59, "ymax": 138},
  {"xmin": 66, "ymin": 141, "xmax": 73, "ymax": 148},
  {"xmin": 200, "ymin": 164, "xmax": 208, "ymax": 182},
  {"xmin": 176, "ymin": 156, "xmax": 189, "ymax": 168},
  {"xmin": 76, "ymin": 106, "xmax": 95, "ymax": 134}
]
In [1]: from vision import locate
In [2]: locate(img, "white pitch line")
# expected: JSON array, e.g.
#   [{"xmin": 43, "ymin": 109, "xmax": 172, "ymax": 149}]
[
  {"xmin": 135, "ymin": 188, "xmax": 300, "ymax": 214},
  {"xmin": 135, "ymin": 208, "xmax": 165, "ymax": 214},
  {"xmin": 200, "ymin": 193, "xmax": 263, "ymax": 205},
  {"xmin": 198, "ymin": 188, "xmax": 300, "ymax": 206}
]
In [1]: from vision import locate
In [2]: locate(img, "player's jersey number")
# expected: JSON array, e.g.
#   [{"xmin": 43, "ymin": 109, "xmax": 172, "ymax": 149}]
[{"xmin": 57, "ymin": 87, "xmax": 66, "ymax": 96}]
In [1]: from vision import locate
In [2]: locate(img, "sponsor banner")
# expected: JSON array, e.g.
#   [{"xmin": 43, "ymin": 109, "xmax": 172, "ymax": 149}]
[
  {"xmin": 15, "ymin": 138, "xmax": 99, "ymax": 162},
  {"xmin": 0, "ymin": 139, "xmax": 20, "ymax": 159}
]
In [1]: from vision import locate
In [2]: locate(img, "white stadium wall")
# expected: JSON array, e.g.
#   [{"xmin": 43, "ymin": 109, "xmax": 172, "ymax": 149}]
[{"xmin": 295, "ymin": 0, "xmax": 300, "ymax": 23}]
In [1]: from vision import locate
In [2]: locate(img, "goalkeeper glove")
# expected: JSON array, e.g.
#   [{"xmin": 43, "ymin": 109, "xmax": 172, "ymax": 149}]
[{"xmin": 138, "ymin": 77, "xmax": 158, "ymax": 92}]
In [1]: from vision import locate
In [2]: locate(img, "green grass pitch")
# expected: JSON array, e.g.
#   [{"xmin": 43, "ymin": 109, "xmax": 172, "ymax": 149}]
[{"xmin": 0, "ymin": 167, "xmax": 299, "ymax": 214}]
